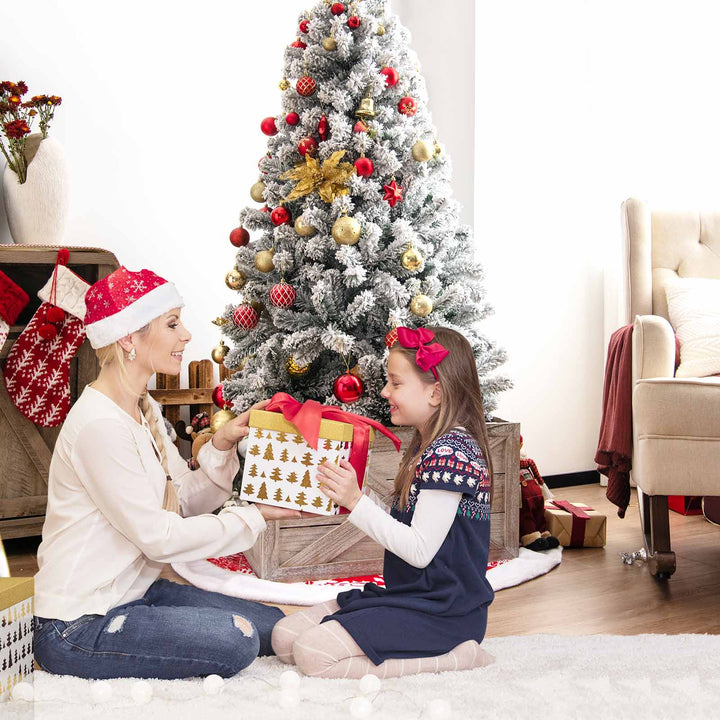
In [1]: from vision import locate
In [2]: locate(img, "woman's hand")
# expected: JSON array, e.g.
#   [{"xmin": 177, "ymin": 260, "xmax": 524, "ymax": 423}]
[
  {"xmin": 212, "ymin": 399, "xmax": 271, "ymax": 451},
  {"xmin": 253, "ymin": 502, "xmax": 302, "ymax": 521},
  {"xmin": 317, "ymin": 459, "xmax": 362, "ymax": 511}
]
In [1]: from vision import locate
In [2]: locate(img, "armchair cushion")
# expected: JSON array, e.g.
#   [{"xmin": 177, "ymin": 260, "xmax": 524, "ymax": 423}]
[{"xmin": 665, "ymin": 277, "xmax": 720, "ymax": 378}]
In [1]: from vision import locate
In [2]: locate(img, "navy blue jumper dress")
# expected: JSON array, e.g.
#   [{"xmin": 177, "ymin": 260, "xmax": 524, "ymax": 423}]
[{"xmin": 324, "ymin": 429, "xmax": 494, "ymax": 665}]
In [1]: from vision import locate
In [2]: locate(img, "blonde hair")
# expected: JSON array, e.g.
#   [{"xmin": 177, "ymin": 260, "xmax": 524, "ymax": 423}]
[
  {"xmin": 392, "ymin": 327, "xmax": 493, "ymax": 508},
  {"xmin": 95, "ymin": 321, "xmax": 180, "ymax": 513}
]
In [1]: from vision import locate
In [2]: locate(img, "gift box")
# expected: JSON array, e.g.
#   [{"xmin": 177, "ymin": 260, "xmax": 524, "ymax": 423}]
[
  {"xmin": 544, "ymin": 500, "xmax": 607, "ymax": 548},
  {"xmin": 668, "ymin": 495, "xmax": 703, "ymax": 516},
  {"xmin": 238, "ymin": 393, "xmax": 396, "ymax": 516},
  {"xmin": 0, "ymin": 577, "xmax": 34, "ymax": 700}
]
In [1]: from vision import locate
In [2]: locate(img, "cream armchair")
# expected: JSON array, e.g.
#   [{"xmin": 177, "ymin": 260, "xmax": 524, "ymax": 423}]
[{"xmin": 624, "ymin": 198, "xmax": 720, "ymax": 579}]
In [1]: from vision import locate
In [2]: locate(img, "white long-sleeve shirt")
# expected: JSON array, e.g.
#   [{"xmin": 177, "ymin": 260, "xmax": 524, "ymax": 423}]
[
  {"xmin": 349, "ymin": 489, "xmax": 461, "ymax": 569},
  {"xmin": 34, "ymin": 385, "xmax": 266, "ymax": 621}
]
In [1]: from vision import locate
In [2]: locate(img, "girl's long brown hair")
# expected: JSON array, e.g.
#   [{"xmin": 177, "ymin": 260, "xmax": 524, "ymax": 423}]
[{"xmin": 392, "ymin": 327, "xmax": 493, "ymax": 508}]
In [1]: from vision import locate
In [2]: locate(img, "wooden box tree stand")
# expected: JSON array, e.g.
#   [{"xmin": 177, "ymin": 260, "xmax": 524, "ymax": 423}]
[
  {"xmin": 244, "ymin": 419, "xmax": 520, "ymax": 582},
  {"xmin": 0, "ymin": 246, "xmax": 119, "ymax": 539}
]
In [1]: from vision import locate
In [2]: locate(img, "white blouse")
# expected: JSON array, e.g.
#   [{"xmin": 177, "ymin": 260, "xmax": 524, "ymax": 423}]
[{"xmin": 34, "ymin": 386, "xmax": 265, "ymax": 621}]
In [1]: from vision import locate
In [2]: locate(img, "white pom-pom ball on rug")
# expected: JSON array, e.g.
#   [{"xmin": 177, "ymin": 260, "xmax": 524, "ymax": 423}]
[
  {"xmin": 10, "ymin": 681, "xmax": 34, "ymax": 702},
  {"xmin": 349, "ymin": 696, "xmax": 373, "ymax": 718},
  {"xmin": 358, "ymin": 674, "xmax": 381, "ymax": 695},
  {"xmin": 203, "ymin": 675, "xmax": 224, "ymax": 695},
  {"xmin": 131, "ymin": 680, "xmax": 153, "ymax": 705},
  {"xmin": 279, "ymin": 669, "xmax": 301, "ymax": 691}
]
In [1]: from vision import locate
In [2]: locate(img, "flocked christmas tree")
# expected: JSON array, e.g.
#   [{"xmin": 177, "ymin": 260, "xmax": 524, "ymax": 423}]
[{"xmin": 217, "ymin": 0, "xmax": 509, "ymax": 424}]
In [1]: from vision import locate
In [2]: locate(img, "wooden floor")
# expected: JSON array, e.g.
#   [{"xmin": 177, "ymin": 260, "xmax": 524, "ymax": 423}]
[{"xmin": 5, "ymin": 483, "xmax": 720, "ymax": 635}]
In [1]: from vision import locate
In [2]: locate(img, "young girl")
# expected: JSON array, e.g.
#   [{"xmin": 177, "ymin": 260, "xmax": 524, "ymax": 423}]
[
  {"xmin": 271, "ymin": 326, "xmax": 495, "ymax": 678},
  {"xmin": 33, "ymin": 266, "xmax": 298, "ymax": 680}
]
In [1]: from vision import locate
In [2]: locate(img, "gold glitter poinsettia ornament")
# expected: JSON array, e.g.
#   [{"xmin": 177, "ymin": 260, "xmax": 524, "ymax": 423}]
[{"xmin": 281, "ymin": 150, "xmax": 355, "ymax": 204}]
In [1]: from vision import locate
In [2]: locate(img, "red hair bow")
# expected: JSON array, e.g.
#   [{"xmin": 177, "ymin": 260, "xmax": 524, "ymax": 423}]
[{"xmin": 396, "ymin": 326, "xmax": 449, "ymax": 379}]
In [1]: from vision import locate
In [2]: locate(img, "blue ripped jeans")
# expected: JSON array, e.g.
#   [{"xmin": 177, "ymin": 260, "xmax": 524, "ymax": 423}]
[{"xmin": 33, "ymin": 579, "xmax": 284, "ymax": 679}]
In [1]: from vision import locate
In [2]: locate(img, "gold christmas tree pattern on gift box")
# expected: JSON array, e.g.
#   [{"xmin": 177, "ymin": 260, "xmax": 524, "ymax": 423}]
[{"xmin": 238, "ymin": 423, "xmax": 353, "ymax": 514}]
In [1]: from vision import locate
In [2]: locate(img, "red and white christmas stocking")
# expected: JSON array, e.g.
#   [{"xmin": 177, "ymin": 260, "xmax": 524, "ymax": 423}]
[
  {"xmin": 0, "ymin": 269, "xmax": 30, "ymax": 350},
  {"xmin": 4, "ymin": 249, "xmax": 90, "ymax": 427}
]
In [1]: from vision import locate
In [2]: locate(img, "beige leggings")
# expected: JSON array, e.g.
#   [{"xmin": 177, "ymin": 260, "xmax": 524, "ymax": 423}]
[{"xmin": 271, "ymin": 600, "xmax": 494, "ymax": 679}]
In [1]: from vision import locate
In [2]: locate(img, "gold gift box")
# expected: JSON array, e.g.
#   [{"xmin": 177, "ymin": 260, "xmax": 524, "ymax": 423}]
[
  {"xmin": 544, "ymin": 501, "xmax": 607, "ymax": 548},
  {"xmin": 239, "ymin": 409, "xmax": 373, "ymax": 515},
  {"xmin": 0, "ymin": 577, "xmax": 34, "ymax": 699}
]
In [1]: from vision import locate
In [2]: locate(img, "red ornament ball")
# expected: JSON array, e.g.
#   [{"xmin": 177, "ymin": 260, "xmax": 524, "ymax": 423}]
[
  {"xmin": 347, "ymin": 15, "xmax": 361, "ymax": 29},
  {"xmin": 229, "ymin": 227, "xmax": 250, "ymax": 247},
  {"xmin": 38, "ymin": 323, "xmax": 58, "ymax": 340},
  {"xmin": 398, "ymin": 96, "xmax": 418, "ymax": 116},
  {"xmin": 291, "ymin": 38, "xmax": 307, "ymax": 49},
  {"xmin": 297, "ymin": 136, "xmax": 318, "ymax": 157},
  {"xmin": 271, "ymin": 206, "xmax": 291, "ymax": 226},
  {"xmin": 354, "ymin": 157, "xmax": 374, "ymax": 177},
  {"xmin": 286, "ymin": 112, "xmax": 300, "ymax": 126},
  {"xmin": 232, "ymin": 304, "xmax": 259, "ymax": 330},
  {"xmin": 380, "ymin": 67, "xmax": 399, "ymax": 86},
  {"xmin": 260, "ymin": 117, "xmax": 278, "ymax": 136},
  {"xmin": 299, "ymin": 19, "xmax": 310, "ymax": 33},
  {"xmin": 212, "ymin": 384, "xmax": 230, "ymax": 410},
  {"xmin": 385, "ymin": 327, "xmax": 399, "ymax": 348},
  {"xmin": 260, "ymin": 205, "xmax": 270, "ymax": 213},
  {"xmin": 46, "ymin": 306, "xmax": 65, "ymax": 324},
  {"xmin": 318, "ymin": 114, "xmax": 329, "ymax": 141},
  {"xmin": 270, "ymin": 281, "xmax": 297, "ymax": 308},
  {"xmin": 331, "ymin": 2, "xmax": 345, "ymax": 15},
  {"xmin": 296, "ymin": 75, "xmax": 317, "ymax": 97},
  {"xmin": 353, "ymin": 120, "xmax": 368, "ymax": 133},
  {"xmin": 333, "ymin": 372, "xmax": 364, "ymax": 404}
]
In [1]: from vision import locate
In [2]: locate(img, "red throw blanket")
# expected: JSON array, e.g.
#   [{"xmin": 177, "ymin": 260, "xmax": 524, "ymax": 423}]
[{"xmin": 595, "ymin": 325, "xmax": 633, "ymax": 518}]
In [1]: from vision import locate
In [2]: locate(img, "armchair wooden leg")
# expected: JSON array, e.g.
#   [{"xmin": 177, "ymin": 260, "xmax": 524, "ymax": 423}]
[{"xmin": 639, "ymin": 491, "xmax": 676, "ymax": 579}]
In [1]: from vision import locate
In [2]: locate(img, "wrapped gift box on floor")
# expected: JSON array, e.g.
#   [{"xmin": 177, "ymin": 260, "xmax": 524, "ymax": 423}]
[
  {"xmin": 239, "ymin": 408, "xmax": 375, "ymax": 515},
  {"xmin": 0, "ymin": 577, "xmax": 34, "ymax": 700},
  {"xmin": 544, "ymin": 500, "xmax": 607, "ymax": 548}
]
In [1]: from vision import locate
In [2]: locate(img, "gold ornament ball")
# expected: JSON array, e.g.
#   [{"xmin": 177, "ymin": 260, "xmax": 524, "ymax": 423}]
[
  {"xmin": 322, "ymin": 37, "xmax": 337, "ymax": 51},
  {"xmin": 279, "ymin": 78, "xmax": 290, "ymax": 91},
  {"xmin": 401, "ymin": 246, "xmax": 423, "ymax": 272},
  {"xmin": 211, "ymin": 341, "xmax": 229, "ymax": 364},
  {"xmin": 254, "ymin": 249, "xmax": 275, "ymax": 273},
  {"xmin": 250, "ymin": 180, "xmax": 266, "ymax": 202},
  {"xmin": 211, "ymin": 409, "xmax": 236, "ymax": 433},
  {"xmin": 412, "ymin": 140, "xmax": 433, "ymax": 162},
  {"xmin": 377, "ymin": 24, "xmax": 386, "ymax": 35},
  {"xmin": 286, "ymin": 356, "xmax": 310, "ymax": 377},
  {"xmin": 332, "ymin": 215, "xmax": 362, "ymax": 245},
  {"xmin": 225, "ymin": 269, "xmax": 246, "ymax": 290},
  {"xmin": 294, "ymin": 217, "xmax": 317, "ymax": 237},
  {"xmin": 410, "ymin": 294, "xmax": 434, "ymax": 317}
]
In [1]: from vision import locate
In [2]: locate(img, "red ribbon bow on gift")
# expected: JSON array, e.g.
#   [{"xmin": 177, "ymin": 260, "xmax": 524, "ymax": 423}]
[
  {"xmin": 265, "ymin": 393, "xmax": 401, "ymax": 511},
  {"xmin": 396, "ymin": 326, "xmax": 449, "ymax": 379}
]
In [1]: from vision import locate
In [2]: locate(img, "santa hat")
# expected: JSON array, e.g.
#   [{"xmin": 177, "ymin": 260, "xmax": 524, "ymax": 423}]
[{"xmin": 85, "ymin": 267, "xmax": 184, "ymax": 349}]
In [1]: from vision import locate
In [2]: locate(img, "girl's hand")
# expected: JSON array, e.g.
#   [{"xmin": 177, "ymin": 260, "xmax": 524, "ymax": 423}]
[
  {"xmin": 253, "ymin": 502, "xmax": 302, "ymax": 521},
  {"xmin": 212, "ymin": 399, "xmax": 271, "ymax": 451},
  {"xmin": 317, "ymin": 459, "xmax": 362, "ymax": 511}
]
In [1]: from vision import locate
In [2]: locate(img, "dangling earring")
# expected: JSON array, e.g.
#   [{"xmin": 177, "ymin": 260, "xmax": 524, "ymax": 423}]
[{"xmin": 129, "ymin": 347, "xmax": 136, "ymax": 361}]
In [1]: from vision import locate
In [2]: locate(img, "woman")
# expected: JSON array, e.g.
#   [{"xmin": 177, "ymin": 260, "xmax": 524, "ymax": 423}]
[{"xmin": 33, "ymin": 265, "xmax": 297, "ymax": 680}]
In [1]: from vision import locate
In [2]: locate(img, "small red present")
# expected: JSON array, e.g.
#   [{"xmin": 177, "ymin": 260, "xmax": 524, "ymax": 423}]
[{"xmin": 668, "ymin": 496, "xmax": 703, "ymax": 515}]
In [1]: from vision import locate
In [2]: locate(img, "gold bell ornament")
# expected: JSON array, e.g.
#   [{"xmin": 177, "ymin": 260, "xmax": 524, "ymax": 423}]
[
  {"xmin": 250, "ymin": 180, "xmax": 266, "ymax": 202},
  {"xmin": 225, "ymin": 269, "xmax": 246, "ymax": 290},
  {"xmin": 411, "ymin": 140, "xmax": 433, "ymax": 162},
  {"xmin": 279, "ymin": 77, "xmax": 291, "ymax": 91},
  {"xmin": 410, "ymin": 293, "xmax": 434, "ymax": 317},
  {"xmin": 294, "ymin": 216, "xmax": 317, "ymax": 237},
  {"xmin": 287, "ymin": 356, "xmax": 310, "ymax": 376},
  {"xmin": 332, "ymin": 214, "xmax": 362, "ymax": 245},
  {"xmin": 254, "ymin": 249, "xmax": 275, "ymax": 273},
  {"xmin": 211, "ymin": 340, "xmax": 229, "ymax": 364},
  {"xmin": 401, "ymin": 246, "xmax": 423, "ymax": 272},
  {"xmin": 355, "ymin": 95, "xmax": 376, "ymax": 119}
]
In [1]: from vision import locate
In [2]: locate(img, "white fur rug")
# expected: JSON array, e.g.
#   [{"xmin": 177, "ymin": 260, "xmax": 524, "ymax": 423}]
[
  {"xmin": 5, "ymin": 633, "xmax": 720, "ymax": 719},
  {"xmin": 171, "ymin": 547, "xmax": 563, "ymax": 605}
]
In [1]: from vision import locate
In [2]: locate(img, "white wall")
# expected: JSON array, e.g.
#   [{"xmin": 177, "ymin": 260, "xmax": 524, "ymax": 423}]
[{"xmin": 5, "ymin": 1, "xmax": 720, "ymax": 475}]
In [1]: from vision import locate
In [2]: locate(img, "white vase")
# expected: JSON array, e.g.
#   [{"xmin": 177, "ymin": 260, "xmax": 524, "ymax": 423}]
[{"xmin": 2, "ymin": 133, "xmax": 70, "ymax": 245}]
